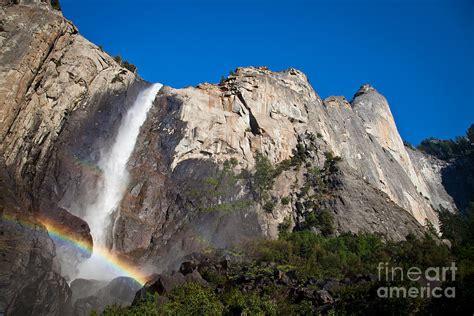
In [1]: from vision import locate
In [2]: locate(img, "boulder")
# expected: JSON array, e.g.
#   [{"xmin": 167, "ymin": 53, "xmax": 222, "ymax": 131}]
[
  {"xmin": 39, "ymin": 207, "xmax": 93, "ymax": 281},
  {"xmin": 133, "ymin": 272, "xmax": 186, "ymax": 304},
  {"xmin": 70, "ymin": 277, "xmax": 141, "ymax": 315}
]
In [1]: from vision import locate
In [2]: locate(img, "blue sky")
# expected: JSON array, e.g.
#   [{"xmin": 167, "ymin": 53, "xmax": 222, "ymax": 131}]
[{"xmin": 61, "ymin": 0, "xmax": 473, "ymax": 144}]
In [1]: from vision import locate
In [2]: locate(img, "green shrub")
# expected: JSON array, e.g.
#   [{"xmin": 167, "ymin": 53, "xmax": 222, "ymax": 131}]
[
  {"xmin": 244, "ymin": 229, "xmax": 452, "ymax": 281},
  {"xmin": 263, "ymin": 199, "xmax": 276, "ymax": 213},
  {"xmin": 287, "ymin": 300, "xmax": 315, "ymax": 315},
  {"xmin": 468, "ymin": 124, "xmax": 474, "ymax": 144},
  {"xmin": 201, "ymin": 269, "xmax": 227, "ymax": 287},
  {"xmin": 51, "ymin": 0, "xmax": 61, "ymax": 11},
  {"xmin": 103, "ymin": 229, "xmax": 457, "ymax": 315},
  {"xmin": 222, "ymin": 289, "xmax": 276, "ymax": 315},
  {"xmin": 278, "ymin": 216, "xmax": 292, "ymax": 237},
  {"xmin": 290, "ymin": 142, "xmax": 307, "ymax": 166},
  {"xmin": 122, "ymin": 60, "xmax": 137, "ymax": 73},
  {"xmin": 253, "ymin": 153, "xmax": 276, "ymax": 199},
  {"xmin": 298, "ymin": 209, "xmax": 335, "ymax": 236},
  {"xmin": 114, "ymin": 55, "xmax": 123, "ymax": 64},
  {"xmin": 228, "ymin": 158, "xmax": 239, "ymax": 168},
  {"xmin": 275, "ymin": 159, "xmax": 292, "ymax": 173},
  {"xmin": 318, "ymin": 209, "xmax": 335, "ymax": 236},
  {"xmin": 162, "ymin": 283, "xmax": 223, "ymax": 315},
  {"xmin": 104, "ymin": 285, "xmax": 224, "ymax": 315},
  {"xmin": 417, "ymin": 125, "xmax": 473, "ymax": 160},
  {"xmin": 114, "ymin": 55, "xmax": 137, "ymax": 73},
  {"xmin": 428, "ymin": 200, "xmax": 474, "ymax": 314},
  {"xmin": 103, "ymin": 294, "xmax": 160, "ymax": 315},
  {"xmin": 190, "ymin": 161, "xmax": 252, "ymax": 214},
  {"xmin": 111, "ymin": 73, "xmax": 124, "ymax": 84},
  {"xmin": 246, "ymin": 237, "xmax": 294, "ymax": 263},
  {"xmin": 281, "ymin": 196, "xmax": 290, "ymax": 205},
  {"xmin": 324, "ymin": 151, "xmax": 342, "ymax": 173}
]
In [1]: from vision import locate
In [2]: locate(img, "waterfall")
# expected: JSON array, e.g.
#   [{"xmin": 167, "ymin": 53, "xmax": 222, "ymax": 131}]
[{"xmin": 77, "ymin": 83, "xmax": 162, "ymax": 280}]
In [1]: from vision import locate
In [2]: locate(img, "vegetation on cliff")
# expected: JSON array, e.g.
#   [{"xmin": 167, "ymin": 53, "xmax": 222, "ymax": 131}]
[
  {"xmin": 51, "ymin": 0, "xmax": 61, "ymax": 11},
  {"xmin": 113, "ymin": 55, "xmax": 137, "ymax": 73},
  {"xmin": 419, "ymin": 124, "xmax": 474, "ymax": 211}
]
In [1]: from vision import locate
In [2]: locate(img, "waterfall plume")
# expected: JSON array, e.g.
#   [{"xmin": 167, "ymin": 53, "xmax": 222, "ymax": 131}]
[{"xmin": 77, "ymin": 83, "xmax": 162, "ymax": 280}]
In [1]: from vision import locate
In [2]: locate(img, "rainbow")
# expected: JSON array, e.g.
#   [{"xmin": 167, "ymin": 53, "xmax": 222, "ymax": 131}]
[
  {"xmin": 68, "ymin": 152, "xmax": 103, "ymax": 177},
  {"xmin": 2, "ymin": 214, "xmax": 149, "ymax": 286}
]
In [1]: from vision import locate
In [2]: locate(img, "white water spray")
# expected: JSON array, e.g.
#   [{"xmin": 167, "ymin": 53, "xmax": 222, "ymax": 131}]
[{"xmin": 77, "ymin": 83, "xmax": 162, "ymax": 280}]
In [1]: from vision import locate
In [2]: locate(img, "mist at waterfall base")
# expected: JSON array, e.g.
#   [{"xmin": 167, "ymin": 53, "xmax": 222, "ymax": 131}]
[{"xmin": 75, "ymin": 83, "xmax": 163, "ymax": 281}]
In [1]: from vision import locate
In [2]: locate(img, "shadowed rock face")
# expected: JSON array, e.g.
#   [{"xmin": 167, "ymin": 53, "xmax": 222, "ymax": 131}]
[
  {"xmin": 0, "ymin": 215, "xmax": 72, "ymax": 315},
  {"xmin": 325, "ymin": 164, "xmax": 424, "ymax": 240},
  {"xmin": 70, "ymin": 277, "xmax": 141, "ymax": 316},
  {"xmin": 0, "ymin": 1, "xmax": 139, "ymax": 314},
  {"xmin": 0, "ymin": 1, "xmax": 139, "ymax": 212},
  {"xmin": 440, "ymin": 152, "xmax": 474, "ymax": 210},
  {"xmin": 39, "ymin": 207, "xmax": 93, "ymax": 281},
  {"xmin": 406, "ymin": 146, "xmax": 457, "ymax": 211}
]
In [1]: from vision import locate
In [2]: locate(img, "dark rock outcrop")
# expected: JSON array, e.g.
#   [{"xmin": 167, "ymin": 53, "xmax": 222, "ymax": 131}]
[
  {"xmin": 70, "ymin": 279, "xmax": 108, "ymax": 305},
  {"xmin": 71, "ymin": 277, "xmax": 141, "ymax": 316},
  {"xmin": 441, "ymin": 152, "xmax": 474, "ymax": 210},
  {"xmin": 0, "ymin": 215, "xmax": 72, "ymax": 315},
  {"xmin": 39, "ymin": 207, "xmax": 93, "ymax": 280},
  {"xmin": 324, "ymin": 164, "xmax": 424, "ymax": 240}
]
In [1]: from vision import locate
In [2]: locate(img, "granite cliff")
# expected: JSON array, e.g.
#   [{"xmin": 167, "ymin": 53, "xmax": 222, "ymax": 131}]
[
  {"xmin": 0, "ymin": 1, "xmax": 458, "ymax": 315},
  {"xmin": 107, "ymin": 67, "xmax": 455, "ymax": 270}
]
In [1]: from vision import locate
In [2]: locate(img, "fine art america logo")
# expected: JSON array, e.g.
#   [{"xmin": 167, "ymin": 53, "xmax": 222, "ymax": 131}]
[{"xmin": 377, "ymin": 262, "xmax": 457, "ymax": 298}]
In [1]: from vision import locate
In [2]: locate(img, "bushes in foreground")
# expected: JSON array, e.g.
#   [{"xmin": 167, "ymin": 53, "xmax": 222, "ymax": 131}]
[
  {"xmin": 102, "ymin": 284, "xmax": 275, "ymax": 316},
  {"xmin": 246, "ymin": 231, "xmax": 451, "ymax": 281},
  {"xmin": 100, "ymin": 230, "xmax": 460, "ymax": 315}
]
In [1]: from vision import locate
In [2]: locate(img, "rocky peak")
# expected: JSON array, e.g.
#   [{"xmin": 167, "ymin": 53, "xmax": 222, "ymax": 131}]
[
  {"xmin": 1, "ymin": 0, "xmax": 58, "ymax": 10},
  {"xmin": 352, "ymin": 83, "xmax": 377, "ymax": 98},
  {"xmin": 350, "ymin": 84, "xmax": 401, "ymax": 153},
  {"xmin": 323, "ymin": 96, "xmax": 351, "ymax": 109},
  {"xmin": 350, "ymin": 83, "xmax": 456, "ymax": 223}
]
